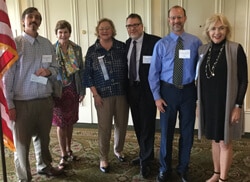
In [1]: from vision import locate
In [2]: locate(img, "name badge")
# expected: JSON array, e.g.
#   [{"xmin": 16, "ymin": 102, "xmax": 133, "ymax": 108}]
[
  {"xmin": 42, "ymin": 55, "xmax": 52, "ymax": 63},
  {"xmin": 30, "ymin": 74, "xmax": 48, "ymax": 85},
  {"xmin": 143, "ymin": 56, "xmax": 152, "ymax": 64},
  {"xmin": 179, "ymin": 50, "xmax": 190, "ymax": 59},
  {"xmin": 98, "ymin": 56, "xmax": 109, "ymax": 80}
]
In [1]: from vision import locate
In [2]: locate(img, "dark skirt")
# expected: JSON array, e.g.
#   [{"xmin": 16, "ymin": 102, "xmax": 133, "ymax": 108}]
[{"xmin": 52, "ymin": 82, "xmax": 79, "ymax": 128}]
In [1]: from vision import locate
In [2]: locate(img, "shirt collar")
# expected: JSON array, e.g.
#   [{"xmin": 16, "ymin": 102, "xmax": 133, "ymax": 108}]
[
  {"xmin": 170, "ymin": 31, "xmax": 186, "ymax": 41},
  {"xmin": 95, "ymin": 38, "xmax": 119, "ymax": 51},
  {"xmin": 22, "ymin": 31, "xmax": 39, "ymax": 45}
]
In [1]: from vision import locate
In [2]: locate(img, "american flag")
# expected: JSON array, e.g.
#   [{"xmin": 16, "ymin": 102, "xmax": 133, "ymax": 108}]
[{"xmin": 0, "ymin": 0, "xmax": 18, "ymax": 152}]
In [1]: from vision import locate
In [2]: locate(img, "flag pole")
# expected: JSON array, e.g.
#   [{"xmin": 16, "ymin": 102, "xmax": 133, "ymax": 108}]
[{"xmin": 0, "ymin": 108, "xmax": 8, "ymax": 182}]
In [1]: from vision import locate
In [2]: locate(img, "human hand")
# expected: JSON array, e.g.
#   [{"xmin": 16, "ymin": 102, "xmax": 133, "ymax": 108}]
[
  {"xmin": 93, "ymin": 94, "xmax": 103, "ymax": 107},
  {"xmin": 79, "ymin": 95, "xmax": 85, "ymax": 102},
  {"xmin": 35, "ymin": 68, "xmax": 51, "ymax": 77},
  {"xmin": 155, "ymin": 99, "xmax": 167, "ymax": 113},
  {"xmin": 231, "ymin": 107, "xmax": 241, "ymax": 124},
  {"xmin": 8, "ymin": 108, "xmax": 16, "ymax": 121}
]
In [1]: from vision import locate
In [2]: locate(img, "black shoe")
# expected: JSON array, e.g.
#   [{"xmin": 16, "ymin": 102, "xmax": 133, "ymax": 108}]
[
  {"xmin": 100, "ymin": 166, "xmax": 110, "ymax": 173},
  {"xmin": 177, "ymin": 172, "xmax": 188, "ymax": 182},
  {"xmin": 114, "ymin": 153, "xmax": 126, "ymax": 162},
  {"xmin": 140, "ymin": 165, "xmax": 150, "ymax": 178},
  {"xmin": 38, "ymin": 166, "xmax": 63, "ymax": 176},
  {"xmin": 116, "ymin": 155, "xmax": 125, "ymax": 162},
  {"xmin": 131, "ymin": 157, "xmax": 140, "ymax": 165},
  {"xmin": 156, "ymin": 172, "xmax": 171, "ymax": 182}
]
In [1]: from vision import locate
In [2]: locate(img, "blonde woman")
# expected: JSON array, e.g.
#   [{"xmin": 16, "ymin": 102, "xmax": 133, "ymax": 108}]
[
  {"xmin": 197, "ymin": 14, "xmax": 248, "ymax": 182},
  {"xmin": 84, "ymin": 18, "xmax": 129, "ymax": 173}
]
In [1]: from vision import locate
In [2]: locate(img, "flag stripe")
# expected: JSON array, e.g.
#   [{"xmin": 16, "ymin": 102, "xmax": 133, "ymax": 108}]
[
  {"xmin": 0, "ymin": 10, "xmax": 11, "ymax": 27},
  {"xmin": 0, "ymin": 0, "xmax": 17, "ymax": 152},
  {"xmin": 0, "ymin": 22, "xmax": 16, "ymax": 48},
  {"xmin": 0, "ymin": 0, "xmax": 8, "ymax": 16},
  {"xmin": 0, "ymin": 43, "xmax": 18, "ymax": 78},
  {"xmin": 0, "ymin": 33, "xmax": 16, "ymax": 50}
]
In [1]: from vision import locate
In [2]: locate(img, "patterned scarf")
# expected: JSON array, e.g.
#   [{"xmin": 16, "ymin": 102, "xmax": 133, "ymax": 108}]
[{"xmin": 56, "ymin": 41, "xmax": 79, "ymax": 85}]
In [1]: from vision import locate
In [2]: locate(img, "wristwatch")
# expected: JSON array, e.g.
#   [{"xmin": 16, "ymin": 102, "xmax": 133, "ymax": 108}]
[{"xmin": 235, "ymin": 104, "xmax": 242, "ymax": 108}]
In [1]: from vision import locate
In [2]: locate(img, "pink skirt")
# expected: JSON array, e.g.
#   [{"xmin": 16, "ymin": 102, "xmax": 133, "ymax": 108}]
[{"xmin": 52, "ymin": 82, "xmax": 79, "ymax": 128}]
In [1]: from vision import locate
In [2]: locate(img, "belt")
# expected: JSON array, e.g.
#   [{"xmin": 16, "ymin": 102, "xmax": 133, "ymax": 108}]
[{"xmin": 161, "ymin": 81, "xmax": 195, "ymax": 89}]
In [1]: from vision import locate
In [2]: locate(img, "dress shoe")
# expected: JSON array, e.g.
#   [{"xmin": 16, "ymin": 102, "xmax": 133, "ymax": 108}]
[
  {"xmin": 140, "ymin": 165, "xmax": 150, "ymax": 178},
  {"xmin": 177, "ymin": 172, "xmax": 188, "ymax": 182},
  {"xmin": 114, "ymin": 152, "xmax": 126, "ymax": 162},
  {"xmin": 156, "ymin": 172, "xmax": 171, "ymax": 182},
  {"xmin": 131, "ymin": 157, "xmax": 140, "ymax": 165},
  {"xmin": 38, "ymin": 166, "xmax": 63, "ymax": 176},
  {"xmin": 100, "ymin": 161, "xmax": 110, "ymax": 173},
  {"xmin": 58, "ymin": 156, "xmax": 69, "ymax": 169},
  {"xmin": 67, "ymin": 150, "xmax": 80, "ymax": 161},
  {"xmin": 100, "ymin": 166, "xmax": 110, "ymax": 173}
]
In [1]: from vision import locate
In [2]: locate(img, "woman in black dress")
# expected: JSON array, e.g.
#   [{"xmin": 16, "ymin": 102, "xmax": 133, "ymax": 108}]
[{"xmin": 197, "ymin": 14, "xmax": 248, "ymax": 182}]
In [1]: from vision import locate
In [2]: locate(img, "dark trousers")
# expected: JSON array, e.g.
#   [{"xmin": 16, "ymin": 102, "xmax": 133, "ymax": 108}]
[
  {"xmin": 128, "ymin": 83, "xmax": 156, "ymax": 166},
  {"xmin": 13, "ymin": 97, "xmax": 53, "ymax": 181},
  {"xmin": 159, "ymin": 82, "xmax": 196, "ymax": 174}
]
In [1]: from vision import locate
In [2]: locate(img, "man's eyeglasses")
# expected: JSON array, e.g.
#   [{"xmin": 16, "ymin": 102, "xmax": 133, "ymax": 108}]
[{"xmin": 125, "ymin": 23, "xmax": 141, "ymax": 29}]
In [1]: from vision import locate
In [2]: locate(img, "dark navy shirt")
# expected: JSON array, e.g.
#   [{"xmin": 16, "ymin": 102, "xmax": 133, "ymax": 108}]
[{"xmin": 84, "ymin": 38, "xmax": 128, "ymax": 98}]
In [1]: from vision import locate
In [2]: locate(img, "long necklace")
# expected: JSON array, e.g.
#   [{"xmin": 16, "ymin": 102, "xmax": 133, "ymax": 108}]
[{"xmin": 205, "ymin": 43, "xmax": 225, "ymax": 79}]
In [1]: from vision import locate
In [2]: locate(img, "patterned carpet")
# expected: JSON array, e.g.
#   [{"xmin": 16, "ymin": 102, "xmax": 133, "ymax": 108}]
[{"xmin": 0, "ymin": 125, "xmax": 250, "ymax": 182}]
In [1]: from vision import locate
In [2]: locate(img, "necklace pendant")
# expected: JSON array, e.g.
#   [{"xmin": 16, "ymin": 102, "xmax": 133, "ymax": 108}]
[{"xmin": 212, "ymin": 73, "xmax": 215, "ymax": 76}]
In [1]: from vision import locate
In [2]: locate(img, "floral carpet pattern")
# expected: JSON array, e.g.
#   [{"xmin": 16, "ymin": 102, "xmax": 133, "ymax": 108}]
[{"xmin": 0, "ymin": 126, "xmax": 250, "ymax": 182}]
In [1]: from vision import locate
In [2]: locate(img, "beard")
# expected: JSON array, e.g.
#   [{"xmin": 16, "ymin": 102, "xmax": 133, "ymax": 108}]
[{"xmin": 172, "ymin": 23, "xmax": 183, "ymax": 32}]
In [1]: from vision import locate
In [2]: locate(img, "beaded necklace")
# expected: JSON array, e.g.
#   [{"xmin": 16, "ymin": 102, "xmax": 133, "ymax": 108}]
[{"xmin": 205, "ymin": 43, "xmax": 225, "ymax": 79}]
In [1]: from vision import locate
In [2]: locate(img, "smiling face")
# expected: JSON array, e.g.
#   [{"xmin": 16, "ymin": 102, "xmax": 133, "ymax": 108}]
[
  {"xmin": 126, "ymin": 17, "xmax": 143, "ymax": 40},
  {"xmin": 56, "ymin": 27, "xmax": 70, "ymax": 44},
  {"xmin": 208, "ymin": 20, "xmax": 227, "ymax": 44},
  {"xmin": 97, "ymin": 21, "xmax": 113, "ymax": 41},
  {"xmin": 22, "ymin": 10, "xmax": 42, "ymax": 35},
  {"xmin": 168, "ymin": 7, "xmax": 186, "ymax": 35}
]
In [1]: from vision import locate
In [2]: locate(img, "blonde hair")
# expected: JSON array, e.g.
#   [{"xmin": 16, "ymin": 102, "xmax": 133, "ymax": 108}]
[
  {"xmin": 95, "ymin": 18, "xmax": 117, "ymax": 38},
  {"xmin": 203, "ymin": 13, "xmax": 232, "ymax": 42}
]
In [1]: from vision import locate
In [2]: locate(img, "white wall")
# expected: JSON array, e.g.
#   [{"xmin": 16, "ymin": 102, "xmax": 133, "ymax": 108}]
[{"xmin": 5, "ymin": 0, "xmax": 250, "ymax": 132}]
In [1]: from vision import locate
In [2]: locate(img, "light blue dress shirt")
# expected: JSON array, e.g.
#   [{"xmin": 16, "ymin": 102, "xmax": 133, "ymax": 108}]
[{"xmin": 148, "ymin": 32, "xmax": 202, "ymax": 100}]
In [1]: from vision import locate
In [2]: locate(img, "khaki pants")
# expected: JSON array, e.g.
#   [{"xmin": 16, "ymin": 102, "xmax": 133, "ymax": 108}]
[{"xmin": 95, "ymin": 95, "xmax": 129, "ymax": 161}]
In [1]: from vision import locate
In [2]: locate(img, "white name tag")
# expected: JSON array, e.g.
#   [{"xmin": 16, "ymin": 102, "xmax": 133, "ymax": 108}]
[
  {"xmin": 98, "ymin": 56, "xmax": 109, "ymax": 80},
  {"xmin": 42, "ymin": 55, "xmax": 52, "ymax": 63},
  {"xmin": 179, "ymin": 50, "xmax": 190, "ymax": 59},
  {"xmin": 30, "ymin": 74, "xmax": 48, "ymax": 85},
  {"xmin": 142, "ymin": 56, "xmax": 152, "ymax": 64}
]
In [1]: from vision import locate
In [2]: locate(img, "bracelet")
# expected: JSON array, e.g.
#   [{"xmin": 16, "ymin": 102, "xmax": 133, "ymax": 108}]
[
  {"xmin": 93, "ymin": 94, "xmax": 98, "ymax": 98},
  {"xmin": 235, "ymin": 104, "xmax": 242, "ymax": 108}
]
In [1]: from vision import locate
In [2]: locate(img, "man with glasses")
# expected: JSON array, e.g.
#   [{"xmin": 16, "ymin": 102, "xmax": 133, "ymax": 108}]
[
  {"xmin": 148, "ymin": 5, "xmax": 202, "ymax": 182},
  {"xmin": 125, "ymin": 13, "xmax": 161, "ymax": 179}
]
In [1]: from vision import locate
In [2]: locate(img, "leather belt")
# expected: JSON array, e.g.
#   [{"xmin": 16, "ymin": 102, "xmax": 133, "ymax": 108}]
[{"xmin": 161, "ymin": 81, "xmax": 195, "ymax": 89}]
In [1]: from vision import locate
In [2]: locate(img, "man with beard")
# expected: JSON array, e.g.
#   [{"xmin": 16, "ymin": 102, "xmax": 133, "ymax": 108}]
[
  {"xmin": 148, "ymin": 5, "xmax": 202, "ymax": 182},
  {"xmin": 125, "ymin": 13, "xmax": 161, "ymax": 178},
  {"xmin": 3, "ymin": 7, "xmax": 63, "ymax": 182}
]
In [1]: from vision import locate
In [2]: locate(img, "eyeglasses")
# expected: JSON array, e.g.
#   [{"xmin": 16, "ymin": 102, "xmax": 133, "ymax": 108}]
[
  {"xmin": 125, "ymin": 23, "xmax": 141, "ymax": 29},
  {"xmin": 169, "ymin": 16, "xmax": 183, "ymax": 21}
]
